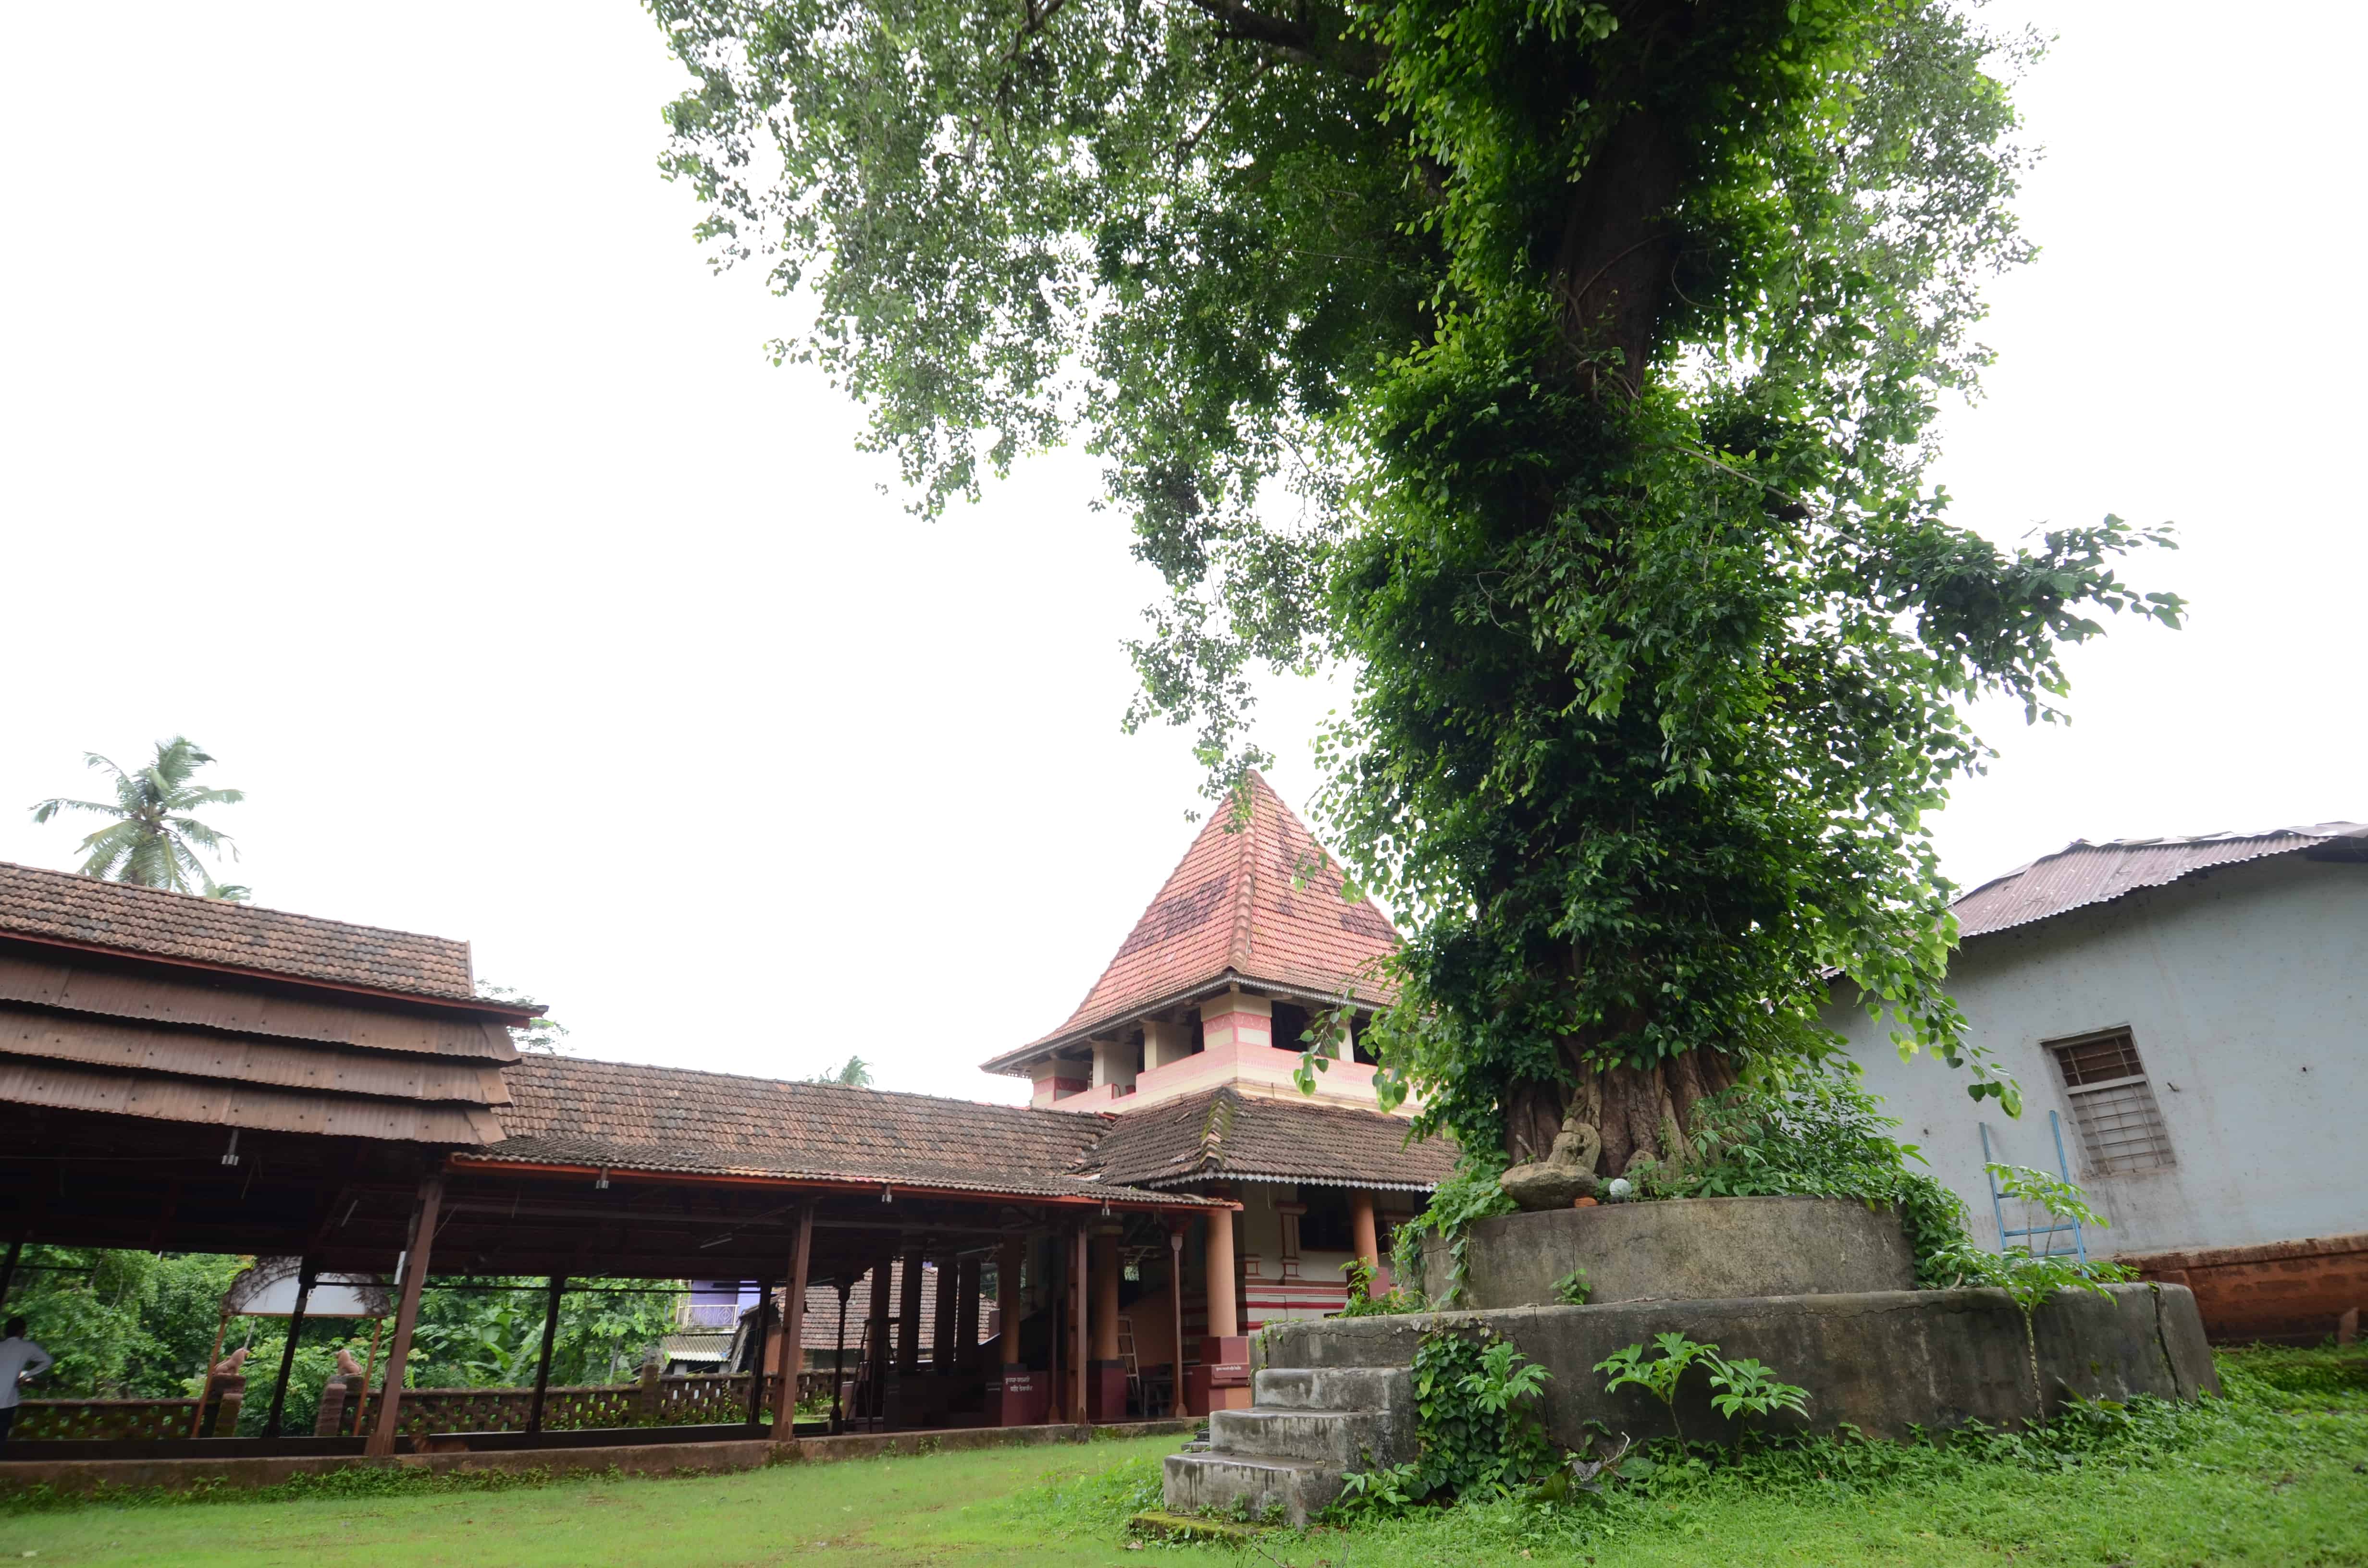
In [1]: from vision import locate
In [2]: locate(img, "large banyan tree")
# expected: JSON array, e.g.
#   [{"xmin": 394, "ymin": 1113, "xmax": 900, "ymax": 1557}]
[{"xmin": 651, "ymin": 0, "xmax": 2180, "ymax": 1175}]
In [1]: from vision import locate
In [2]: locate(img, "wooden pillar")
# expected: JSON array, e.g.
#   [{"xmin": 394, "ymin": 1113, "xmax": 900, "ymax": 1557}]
[
  {"xmin": 932, "ymin": 1250, "xmax": 960, "ymax": 1370},
  {"xmin": 830, "ymin": 1282, "xmax": 852, "ymax": 1428},
  {"xmin": 998, "ymin": 1238, "xmax": 1026, "ymax": 1365},
  {"xmin": 954, "ymin": 1255, "xmax": 981, "ymax": 1372},
  {"xmin": 1069, "ymin": 1225, "xmax": 1088, "ymax": 1424},
  {"xmin": 895, "ymin": 1245, "xmax": 925, "ymax": 1373},
  {"xmin": 262, "ymin": 1258, "xmax": 317, "ymax": 1438},
  {"xmin": 1046, "ymin": 1237, "xmax": 1063, "ymax": 1420},
  {"xmin": 1350, "ymin": 1190, "xmax": 1381, "ymax": 1296},
  {"xmin": 866, "ymin": 1246, "xmax": 893, "ymax": 1419},
  {"xmin": 524, "ymin": 1275, "xmax": 567, "ymax": 1438},
  {"xmin": 1204, "ymin": 1206, "xmax": 1238, "ymax": 1338},
  {"xmin": 1090, "ymin": 1230, "xmax": 1121, "ymax": 1362},
  {"xmin": 769, "ymin": 1205, "xmax": 813, "ymax": 1432},
  {"xmin": 1167, "ymin": 1225, "xmax": 1187, "ymax": 1416},
  {"xmin": 0, "ymin": 1236, "xmax": 21, "ymax": 1311},
  {"xmin": 366, "ymin": 1173, "xmax": 444, "ymax": 1458}
]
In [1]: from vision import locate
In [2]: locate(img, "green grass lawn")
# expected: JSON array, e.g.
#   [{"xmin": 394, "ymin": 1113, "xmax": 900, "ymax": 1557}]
[{"xmin": 4, "ymin": 1346, "xmax": 2363, "ymax": 1567}]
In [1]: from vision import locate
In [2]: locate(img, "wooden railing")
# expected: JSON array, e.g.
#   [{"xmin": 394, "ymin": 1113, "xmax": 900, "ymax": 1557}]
[
  {"xmin": 13, "ymin": 1398, "xmax": 202, "ymax": 1443},
  {"xmin": 383, "ymin": 1371, "xmax": 847, "ymax": 1438},
  {"xmin": 14, "ymin": 1369, "xmax": 844, "ymax": 1444}
]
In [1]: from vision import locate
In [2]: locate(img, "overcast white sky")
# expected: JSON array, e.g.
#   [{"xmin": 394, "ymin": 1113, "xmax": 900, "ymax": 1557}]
[{"xmin": 1, "ymin": 3, "xmax": 2356, "ymax": 1104}]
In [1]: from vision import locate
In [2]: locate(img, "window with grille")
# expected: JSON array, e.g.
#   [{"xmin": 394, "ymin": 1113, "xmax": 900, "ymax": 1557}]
[{"xmin": 2046, "ymin": 1028, "xmax": 2176, "ymax": 1175}]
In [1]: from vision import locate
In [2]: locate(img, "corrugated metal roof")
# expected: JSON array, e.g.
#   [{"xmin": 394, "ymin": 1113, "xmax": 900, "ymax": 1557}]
[
  {"xmin": 0, "ymin": 953, "xmax": 517, "ymax": 1060},
  {"xmin": 0, "ymin": 1002, "xmax": 512, "ymax": 1105},
  {"xmin": 0, "ymin": 1054, "xmax": 503, "ymax": 1142},
  {"xmin": 1953, "ymin": 821, "xmax": 2368, "ymax": 942}
]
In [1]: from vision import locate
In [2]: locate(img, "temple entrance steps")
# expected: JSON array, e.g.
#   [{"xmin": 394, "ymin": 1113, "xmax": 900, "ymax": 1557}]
[{"xmin": 1163, "ymin": 1366, "xmax": 1415, "ymax": 1527}]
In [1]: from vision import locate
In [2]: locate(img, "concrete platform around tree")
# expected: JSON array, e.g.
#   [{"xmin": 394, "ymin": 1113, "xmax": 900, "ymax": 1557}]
[
  {"xmin": 1420, "ymin": 1195, "xmax": 1919, "ymax": 1310},
  {"xmin": 1258, "ymin": 1282, "xmax": 2218, "ymax": 1443}
]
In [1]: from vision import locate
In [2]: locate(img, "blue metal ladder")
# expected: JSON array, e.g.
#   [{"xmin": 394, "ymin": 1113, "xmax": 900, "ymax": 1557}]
[{"xmin": 1980, "ymin": 1110, "xmax": 2087, "ymax": 1263}]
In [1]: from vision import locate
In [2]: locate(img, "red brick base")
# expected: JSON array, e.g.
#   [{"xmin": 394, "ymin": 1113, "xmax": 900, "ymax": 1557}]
[{"xmin": 2121, "ymin": 1232, "xmax": 2368, "ymax": 1345}]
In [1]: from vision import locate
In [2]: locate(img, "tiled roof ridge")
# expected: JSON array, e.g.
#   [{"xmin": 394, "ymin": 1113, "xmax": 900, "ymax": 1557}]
[
  {"xmin": 991, "ymin": 773, "xmax": 1402, "ymax": 1070},
  {"xmin": 1196, "ymin": 1084, "xmax": 1239, "ymax": 1176},
  {"xmin": 1042, "ymin": 794, "xmax": 1247, "ymax": 1043},
  {"xmin": 0, "ymin": 859, "xmax": 477, "ymax": 953},
  {"xmin": 1227, "ymin": 777, "xmax": 1264, "ymax": 970},
  {"xmin": 507, "ymin": 1051, "xmax": 1122, "ymax": 1129}
]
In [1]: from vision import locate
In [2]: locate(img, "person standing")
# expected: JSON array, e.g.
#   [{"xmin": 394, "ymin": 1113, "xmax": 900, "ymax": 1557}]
[{"xmin": 0, "ymin": 1317, "xmax": 54, "ymax": 1444}]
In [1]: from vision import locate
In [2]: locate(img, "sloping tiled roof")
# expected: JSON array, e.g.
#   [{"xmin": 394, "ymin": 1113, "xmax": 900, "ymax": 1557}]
[
  {"xmin": 0, "ymin": 860, "xmax": 481, "ymax": 1002},
  {"xmin": 993, "ymin": 773, "xmax": 1401, "ymax": 1068},
  {"xmin": 480, "ymin": 1055, "xmax": 1221, "ymax": 1207},
  {"xmin": 1952, "ymin": 822, "xmax": 2367, "ymax": 942},
  {"xmin": 1085, "ymin": 1085, "xmax": 1457, "ymax": 1192}
]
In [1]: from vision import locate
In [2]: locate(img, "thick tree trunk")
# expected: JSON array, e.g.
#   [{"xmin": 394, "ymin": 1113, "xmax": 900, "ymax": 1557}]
[
  {"xmin": 1504, "ymin": 1046, "xmax": 1739, "ymax": 1177},
  {"xmin": 1550, "ymin": 106, "xmax": 1684, "ymax": 395}
]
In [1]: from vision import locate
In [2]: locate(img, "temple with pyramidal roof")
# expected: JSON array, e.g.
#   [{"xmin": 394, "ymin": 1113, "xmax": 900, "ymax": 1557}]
[{"xmin": 985, "ymin": 773, "xmax": 1455, "ymax": 1400}]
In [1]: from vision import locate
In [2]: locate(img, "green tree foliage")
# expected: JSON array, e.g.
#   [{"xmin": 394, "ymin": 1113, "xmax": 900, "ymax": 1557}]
[
  {"xmin": 0, "ymin": 1252, "xmax": 679, "ymax": 1436},
  {"xmin": 30, "ymin": 737, "xmax": 248, "ymax": 900},
  {"xmin": 2, "ymin": 1248, "xmax": 245, "ymax": 1400},
  {"xmin": 476, "ymin": 982, "xmax": 571, "ymax": 1055},
  {"xmin": 652, "ymin": 0, "xmax": 2182, "ymax": 1167},
  {"xmin": 408, "ymin": 1279, "xmax": 683, "ymax": 1390},
  {"xmin": 808, "ymin": 1055, "xmax": 874, "ymax": 1087}
]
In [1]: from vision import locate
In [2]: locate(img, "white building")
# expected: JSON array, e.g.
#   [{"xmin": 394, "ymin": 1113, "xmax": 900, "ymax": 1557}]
[{"xmin": 1828, "ymin": 822, "xmax": 2367, "ymax": 1343}]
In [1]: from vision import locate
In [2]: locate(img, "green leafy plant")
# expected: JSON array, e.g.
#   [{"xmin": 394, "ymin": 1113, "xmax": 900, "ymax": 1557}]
[
  {"xmin": 1596, "ymin": 1333, "xmax": 1726, "ymax": 1446},
  {"xmin": 1595, "ymin": 1334, "xmax": 1811, "ymax": 1451},
  {"xmin": 1656, "ymin": 1074, "xmax": 1977, "ymax": 1286},
  {"xmin": 1335, "ymin": 1325, "xmax": 1554, "ymax": 1518},
  {"xmin": 1331, "ymin": 1458, "xmax": 1426, "ymax": 1517},
  {"xmin": 1931, "ymin": 1166, "xmax": 2133, "ymax": 1418},
  {"xmin": 1553, "ymin": 1267, "xmax": 1592, "ymax": 1307},
  {"xmin": 1390, "ymin": 1154, "xmax": 1516, "ymax": 1308},
  {"xmin": 1336, "ymin": 1257, "xmax": 1423, "ymax": 1317},
  {"xmin": 1704, "ymin": 1359, "xmax": 1811, "ymax": 1426}
]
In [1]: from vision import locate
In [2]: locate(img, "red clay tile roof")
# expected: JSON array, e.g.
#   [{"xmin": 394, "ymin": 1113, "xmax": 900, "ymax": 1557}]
[
  {"xmin": 0, "ymin": 860, "xmax": 483, "ymax": 1003},
  {"xmin": 1085, "ymin": 1086, "xmax": 1456, "ymax": 1193},
  {"xmin": 480, "ymin": 1055, "xmax": 1224, "ymax": 1207},
  {"xmin": 990, "ymin": 773, "xmax": 1401, "ymax": 1070},
  {"xmin": 1952, "ymin": 821, "xmax": 2368, "ymax": 942}
]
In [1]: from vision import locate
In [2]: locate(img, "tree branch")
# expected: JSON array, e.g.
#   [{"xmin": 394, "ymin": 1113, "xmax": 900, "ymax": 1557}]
[{"xmin": 1186, "ymin": 0, "xmax": 1383, "ymax": 78}]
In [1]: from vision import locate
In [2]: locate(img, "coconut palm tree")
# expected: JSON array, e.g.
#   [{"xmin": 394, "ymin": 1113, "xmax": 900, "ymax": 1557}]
[
  {"xmin": 30, "ymin": 737, "xmax": 249, "ymax": 900},
  {"xmin": 810, "ymin": 1055, "xmax": 872, "ymax": 1087}
]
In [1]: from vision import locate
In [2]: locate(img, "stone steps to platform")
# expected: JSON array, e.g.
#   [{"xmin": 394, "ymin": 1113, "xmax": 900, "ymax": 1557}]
[{"xmin": 1163, "ymin": 1366, "xmax": 1415, "ymax": 1528}]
